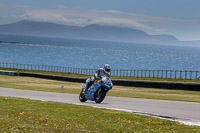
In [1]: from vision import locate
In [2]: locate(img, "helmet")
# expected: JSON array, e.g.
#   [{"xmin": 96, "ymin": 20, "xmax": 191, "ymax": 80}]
[{"xmin": 103, "ymin": 64, "xmax": 111, "ymax": 73}]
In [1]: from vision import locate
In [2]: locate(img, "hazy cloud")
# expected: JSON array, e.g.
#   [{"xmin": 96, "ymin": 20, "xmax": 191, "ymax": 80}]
[
  {"xmin": 0, "ymin": 3, "xmax": 4, "ymax": 8},
  {"xmin": 22, "ymin": 8, "xmax": 154, "ymax": 30},
  {"xmin": 21, "ymin": 7, "xmax": 198, "ymax": 32},
  {"xmin": 56, "ymin": 5, "xmax": 66, "ymax": 9}
]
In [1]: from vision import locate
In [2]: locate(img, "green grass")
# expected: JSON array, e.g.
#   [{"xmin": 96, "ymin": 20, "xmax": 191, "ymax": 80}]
[
  {"xmin": 1, "ymin": 67, "xmax": 200, "ymax": 82},
  {"xmin": 0, "ymin": 96, "xmax": 200, "ymax": 132},
  {"xmin": 1, "ymin": 75, "xmax": 200, "ymax": 103}
]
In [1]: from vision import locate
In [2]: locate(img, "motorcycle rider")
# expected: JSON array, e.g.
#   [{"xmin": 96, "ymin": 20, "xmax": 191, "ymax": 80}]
[{"xmin": 83, "ymin": 64, "xmax": 111, "ymax": 94}]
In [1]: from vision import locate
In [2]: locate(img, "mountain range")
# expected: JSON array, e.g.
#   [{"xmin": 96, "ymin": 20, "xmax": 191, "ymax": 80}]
[{"xmin": 0, "ymin": 20, "xmax": 198, "ymax": 45}]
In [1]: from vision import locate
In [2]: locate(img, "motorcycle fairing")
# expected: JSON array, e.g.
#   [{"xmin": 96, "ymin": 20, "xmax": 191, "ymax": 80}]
[{"xmin": 85, "ymin": 80, "xmax": 101, "ymax": 100}]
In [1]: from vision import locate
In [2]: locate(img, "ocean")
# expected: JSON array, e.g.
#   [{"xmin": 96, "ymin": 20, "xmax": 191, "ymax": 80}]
[{"xmin": 0, "ymin": 34, "xmax": 200, "ymax": 71}]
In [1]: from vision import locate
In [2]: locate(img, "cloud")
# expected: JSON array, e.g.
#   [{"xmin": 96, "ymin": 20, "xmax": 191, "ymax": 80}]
[
  {"xmin": 57, "ymin": 5, "xmax": 66, "ymax": 9},
  {"xmin": 0, "ymin": 3, "xmax": 4, "ymax": 8},
  {"xmin": 21, "ymin": 8, "xmax": 154, "ymax": 30},
  {"xmin": 21, "ymin": 7, "xmax": 198, "ymax": 31}
]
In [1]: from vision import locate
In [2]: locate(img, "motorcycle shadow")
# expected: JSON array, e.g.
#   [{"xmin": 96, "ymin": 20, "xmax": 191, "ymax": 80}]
[{"xmin": 81, "ymin": 101, "xmax": 109, "ymax": 105}]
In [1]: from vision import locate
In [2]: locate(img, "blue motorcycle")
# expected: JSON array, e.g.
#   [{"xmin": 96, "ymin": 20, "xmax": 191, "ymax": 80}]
[{"xmin": 79, "ymin": 76, "xmax": 113, "ymax": 103}]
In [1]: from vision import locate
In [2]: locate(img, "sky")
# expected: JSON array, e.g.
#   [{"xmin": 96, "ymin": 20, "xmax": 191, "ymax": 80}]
[{"xmin": 0, "ymin": 0, "xmax": 199, "ymax": 41}]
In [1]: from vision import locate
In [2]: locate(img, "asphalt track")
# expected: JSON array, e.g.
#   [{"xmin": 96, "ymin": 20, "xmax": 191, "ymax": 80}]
[{"xmin": 0, "ymin": 87, "xmax": 200, "ymax": 126}]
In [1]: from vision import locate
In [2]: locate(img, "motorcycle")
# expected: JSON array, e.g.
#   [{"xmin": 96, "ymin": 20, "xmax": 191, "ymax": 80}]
[{"xmin": 79, "ymin": 75, "xmax": 113, "ymax": 103}]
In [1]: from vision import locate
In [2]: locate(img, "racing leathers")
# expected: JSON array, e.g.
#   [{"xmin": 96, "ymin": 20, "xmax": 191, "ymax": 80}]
[{"xmin": 83, "ymin": 68, "xmax": 110, "ymax": 94}]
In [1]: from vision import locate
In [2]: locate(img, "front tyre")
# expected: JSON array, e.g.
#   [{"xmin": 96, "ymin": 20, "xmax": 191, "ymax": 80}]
[
  {"xmin": 95, "ymin": 88, "xmax": 106, "ymax": 103},
  {"xmin": 79, "ymin": 90, "xmax": 87, "ymax": 102}
]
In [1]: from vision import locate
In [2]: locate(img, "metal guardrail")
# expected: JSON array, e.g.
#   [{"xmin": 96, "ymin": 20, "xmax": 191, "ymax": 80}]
[
  {"xmin": 19, "ymin": 72, "xmax": 200, "ymax": 91},
  {"xmin": 0, "ymin": 70, "xmax": 18, "ymax": 76},
  {"xmin": 0, "ymin": 62, "xmax": 200, "ymax": 80}
]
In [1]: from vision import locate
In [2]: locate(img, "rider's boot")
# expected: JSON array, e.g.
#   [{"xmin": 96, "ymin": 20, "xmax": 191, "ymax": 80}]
[
  {"xmin": 83, "ymin": 80, "xmax": 93, "ymax": 94},
  {"xmin": 83, "ymin": 84, "xmax": 89, "ymax": 94}
]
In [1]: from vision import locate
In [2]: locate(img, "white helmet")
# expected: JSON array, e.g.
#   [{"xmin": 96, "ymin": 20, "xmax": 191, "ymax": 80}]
[{"xmin": 103, "ymin": 64, "xmax": 111, "ymax": 73}]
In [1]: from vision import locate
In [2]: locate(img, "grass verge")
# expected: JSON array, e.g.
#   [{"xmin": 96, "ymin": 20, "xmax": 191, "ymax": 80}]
[
  {"xmin": 0, "ymin": 75, "xmax": 200, "ymax": 102},
  {"xmin": 1, "ymin": 67, "xmax": 200, "ymax": 82},
  {"xmin": 0, "ymin": 96, "xmax": 200, "ymax": 132}
]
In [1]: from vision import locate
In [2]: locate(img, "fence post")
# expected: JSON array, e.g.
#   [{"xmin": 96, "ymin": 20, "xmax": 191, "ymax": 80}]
[
  {"xmin": 118, "ymin": 70, "xmax": 120, "ymax": 77},
  {"xmin": 180, "ymin": 70, "xmax": 182, "ymax": 79},
  {"xmin": 185, "ymin": 71, "xmax": 187, "ymax": 79},
  {"xmin": 160, "ymin": 70, "xmax": 163, "ymax": 78},
  {"xmin": 175, "ymin": 71, "xmax": 177, "ymax": 79},
  {"xmin": 131, "ymin": 70, "xmax": 133, "ymax": 77},
  {"xmin": 196, "ymin": 71, "xmax": 198, "ymax": 80},
  {"xmin": 148, "ymin": 70, "xmax": 150, "ymax": 78},
  {"xmin": 157, "ymin": 70, "xmax": 159, "ymax": 78},
  {"xmin": 153, "ymin": 70, "xmax": 155, "ymax": 78},
  {"xmin": 64, "ymin": 67, "xmax": 66, "ymax": 73}
]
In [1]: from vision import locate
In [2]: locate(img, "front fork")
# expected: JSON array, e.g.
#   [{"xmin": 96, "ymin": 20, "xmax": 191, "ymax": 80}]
[{"xmin": 81, "ymin": 83, "xmax": 85, "ymax": 90}]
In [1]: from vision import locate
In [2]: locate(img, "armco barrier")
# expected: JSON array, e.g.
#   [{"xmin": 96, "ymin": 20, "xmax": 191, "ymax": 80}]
[
  {"xmin": 0, "ymin": 70, "xmax": 18, "ymax": 76},
  {"xmin": 111, "ymin": 79, "xmax": 200, "ymax": 91},
  {"xmin": 19, "ymin": 72, "xmax": 200, "ymax": 91},
  {"xmin": 19, "ymin": 72, "xmax": 86, "ymax": 83}
]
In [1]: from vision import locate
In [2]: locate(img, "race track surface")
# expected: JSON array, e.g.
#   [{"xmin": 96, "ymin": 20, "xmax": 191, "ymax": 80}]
[{"xmin": 0, "ymin": 87, "xmax": 200, "ymax": 126}]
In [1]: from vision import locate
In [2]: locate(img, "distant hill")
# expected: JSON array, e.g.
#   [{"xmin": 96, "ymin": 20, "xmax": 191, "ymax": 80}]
[{"xmin": 0, "ymin": 20, "xmax": 180, "ymax": 45}]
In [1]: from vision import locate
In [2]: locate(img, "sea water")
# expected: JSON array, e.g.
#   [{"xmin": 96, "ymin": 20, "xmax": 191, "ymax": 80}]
[{"xmin": 0, "ymin": 34, "xmax": 200, "ymax": 70}]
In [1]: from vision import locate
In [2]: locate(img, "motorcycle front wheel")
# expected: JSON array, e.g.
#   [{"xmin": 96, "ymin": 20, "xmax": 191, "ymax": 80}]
[
  {"xmin": 95, "ymin": 88, "xmax": 106, "ymax": 103},
  {"xmin": 79, "ymin": 90, "xmax": 87, "ymax": 102}
]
